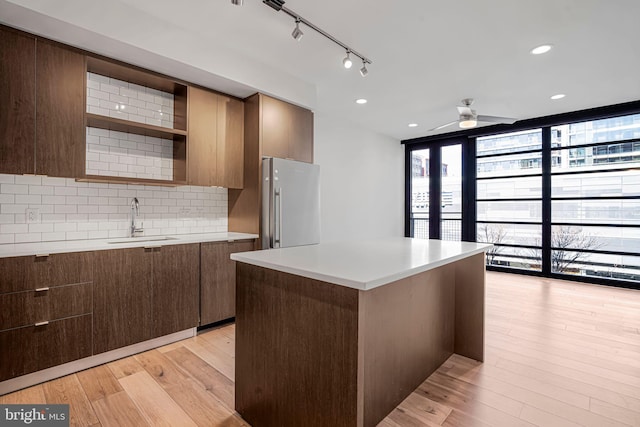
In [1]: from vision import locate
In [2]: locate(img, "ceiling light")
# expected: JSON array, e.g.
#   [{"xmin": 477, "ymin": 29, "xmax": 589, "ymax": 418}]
[
  {"xmin": 530, "ymin": 44, "xmax": 552, "ymax": 55},
  {"xmin": 291, "ymin": 18, "xmax": 303, "ymax": 41},
  {"xmin": 231, "ymin": 0, "xmax": 243, "ymax": 5},
  {"xmin": 359, "ymin": 61, "xmax": 368, "ymax": 77},
  {"xmin": 459, "ymin": 116, "xmax": 477, "ymax": 128},
  {"xmin": 550, "ymin": 93, "xmax": 566, "ymax": 100},
  {"xmin": 343, "ymin": 51, "xmax": 353, "ymax": 69},
  {"xmin": 355, "ymin": 98, "xmax": 367, "ymax": 104},
  {"xmin": 408, "ymin": 123, "xmax": 418, "ymax": 128}
]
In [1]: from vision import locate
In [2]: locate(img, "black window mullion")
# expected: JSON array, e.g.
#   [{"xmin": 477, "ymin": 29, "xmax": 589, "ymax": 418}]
[
  {"xmin": 404, "ymin": 145, "xmax": 413, "ymax": 237},
  {"xmin": 462, "ymin": 137, "xmax": 476, "ymax": 242},
  {"xmin": 429, "ymin": 147, "xmax": 442, "ymax": 239},
  {"xmin": 541, "ymin": 127, "xmax": 552, "ymax": 275}
]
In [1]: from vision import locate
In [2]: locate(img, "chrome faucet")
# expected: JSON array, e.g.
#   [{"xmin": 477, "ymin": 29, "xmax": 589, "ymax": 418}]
[{"xmin": 130, "ymin": 197, "xmax": 143, "ymax": 237}]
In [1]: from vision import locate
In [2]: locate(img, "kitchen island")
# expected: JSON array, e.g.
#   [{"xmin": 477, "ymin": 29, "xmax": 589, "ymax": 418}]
[{"xmin": 231, "ymin": 238, "xmax": 492, "ymax": 427}]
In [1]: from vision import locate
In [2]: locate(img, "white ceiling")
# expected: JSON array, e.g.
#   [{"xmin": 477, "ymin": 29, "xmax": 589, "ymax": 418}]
[{"xmin": 2, "ymin": 0, "xmax": 640, "ymax": 141}]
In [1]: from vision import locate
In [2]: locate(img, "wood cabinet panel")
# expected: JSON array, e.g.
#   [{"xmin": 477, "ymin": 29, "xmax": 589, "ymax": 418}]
[
  {"xmin": 217, "ymin": 95, "xmax": 244, "ymax": 189},
  {"xmin": 187, "ymin": 86, "xmax": 218, "ymax": 186},
  {"xmin": 200, "ymin": 240, "xmax": 255, "ymax": 325},
  {"xmin": 0, "ymin": 314, "xmax": 92, "ymax": 382},
  {"xmin": 288, "ymin": 102, "xmax": 314, "ymax": 163},
  {"xmin": 152, "ymin": 244, "xmax": 200, "ymax": 337},
  {"xmin": 35, "ymin": 40, "xmax": 85, "ymax": 178},
  {"xmin": 0, "ymin": 283, "xmax": 92, "ymax": 331},
  {"xmin": 0, "ymin": 27, "xmax": 36, "ymax": 174},
  {"xmin": 0, "ymin": 252, "xmax": 93, "ymax": 295},
  {"xmin": 93, "ymin": 248, "xmax": 153, "ymax": 355},
  {"xmin": 261, "ymin": 95, "xmax": 290, "ymax": 160}
]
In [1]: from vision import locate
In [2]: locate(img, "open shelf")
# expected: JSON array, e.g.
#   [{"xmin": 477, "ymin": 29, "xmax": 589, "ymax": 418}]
[
  {"xmin": 86, "ymin": 113, "xmax": 187, "ymax": 139},
  {"xmin": 78, "ymin": 175, "xmax": 187, "ymax": 187}
]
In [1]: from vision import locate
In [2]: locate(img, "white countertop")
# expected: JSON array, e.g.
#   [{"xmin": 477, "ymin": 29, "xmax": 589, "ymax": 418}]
[
  {"xmin": 231, "ymin": 238, "xmax": 492, "ymax": 290},
  {"xmin": 0, "ymin": 232, "xmax": 258, "ymax": 258}
]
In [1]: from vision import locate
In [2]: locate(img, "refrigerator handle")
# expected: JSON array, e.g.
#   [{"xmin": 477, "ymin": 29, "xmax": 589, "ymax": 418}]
[{"xmin": 274, "ymin": 188, "xmax": 282, "ymax": 248}]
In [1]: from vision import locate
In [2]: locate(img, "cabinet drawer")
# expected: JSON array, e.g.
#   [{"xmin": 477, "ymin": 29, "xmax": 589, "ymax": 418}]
[
  {"xmin": 0, "ymin": 314, "xmax": 92, "ymax": 381},
  {"xmin": 0, "ymin": 252, "xmax": 93, "ymax": 294},
  {"xmin": 0, "ymin": 283, "xmax": 92, "ymax": 331}
]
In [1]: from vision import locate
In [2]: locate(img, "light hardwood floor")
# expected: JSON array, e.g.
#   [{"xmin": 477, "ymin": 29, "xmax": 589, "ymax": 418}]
[{"xmin": 2, "ymin": 272, "xmax": 639, "ymax": 426}]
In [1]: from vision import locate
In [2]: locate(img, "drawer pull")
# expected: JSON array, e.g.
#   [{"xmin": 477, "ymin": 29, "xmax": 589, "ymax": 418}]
[
  {"xmin": 35, "ymin": 321, "xmax": 49, "ymax": 327},
  {"xmin": 144, "ymin": 246, "xmax": 161, "ymax": 250},
  {"xmin": 35, "ymin": 287, "xmax": 50, "ymax": 292},
  {"xmin": 35, "ymin": 253, "xmax": 50, "ymax": 258}
]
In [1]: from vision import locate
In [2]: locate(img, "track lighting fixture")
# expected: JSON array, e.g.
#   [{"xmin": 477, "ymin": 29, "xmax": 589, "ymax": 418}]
[
  {"xmin": 291, "ymin": 18, "xmax": 303, "ymax": 41},
  {"xmin": 343, "ymin": 50, "xmax": 353, "ymax": 69},
  {"xmin": 260, "ymin": 0, "xmax": 372, "ymax": 76},
  {"xmin": 231, "ymin": 0, "xmax": 243, "ymax": 5},
  {"xmin": 359, "ymin": 61, "xmax": 368, "ymax": 77}
]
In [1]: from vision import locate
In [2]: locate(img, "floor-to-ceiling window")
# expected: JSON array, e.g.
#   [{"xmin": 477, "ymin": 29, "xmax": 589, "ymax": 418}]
[{"xmin": 404, "ymin": 103, "xmax": 640, "ymax": 289}]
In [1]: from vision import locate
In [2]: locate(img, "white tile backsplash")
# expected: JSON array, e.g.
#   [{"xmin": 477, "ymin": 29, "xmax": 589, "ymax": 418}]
[
  {"xmin": 0, "ymin": 174, "xmax": 228, "ymax": 244},
  {"xmin": 87, "ymin": 72, "xmax": 175, "ymax": 129}
]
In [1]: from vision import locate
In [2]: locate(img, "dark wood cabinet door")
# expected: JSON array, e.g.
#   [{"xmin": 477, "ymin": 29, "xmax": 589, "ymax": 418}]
[
  {"xmin": 0, "ymin": 27, "xmax": 36, "ymax": 174},
  {"xmin": 187, "ymin": 86, "xmax": 218, "ymax": 186},
  {"xmin": 200, "ymin": 240, "xmax": 254, "ymax": 325},
  {"xmin": 261, "ymin": 94, "xmax": 290, "ymax": 160},
  {"xmin": 288, "ymin": 102, "xmax": 314, "ymax": 163},
  {"xmin": 0, "ymin": 314, "xmax": 92, "ymax": 382},
  {"xmin": 152, "ymin": 244, "xmax": 200, "ymax": 337},
  {"xmin": 35, "ymin": 40, "xmax": 85, "ymax": 178},
  {"xmin": 217, "ymin": 95, "xmax": 244, "ymax": 189},
  {"xmin": 93, "ymin": 248, "xmax": 154, "ymax": 354},
  {"xmin": 0, "ymin": 252, "xmax": 93, "ymax": 295}
]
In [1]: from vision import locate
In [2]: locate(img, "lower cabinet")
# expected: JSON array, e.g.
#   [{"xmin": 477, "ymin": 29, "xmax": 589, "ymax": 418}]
[
  {"xmin": 93, "ymin": 248, "xmax": 154, "ymax": 354},
  {"xmin": 93, "ymin": 244, "xmax": 199, "ymax": 355},
  {"xmin": 200, "ymin": 240, "xmax": 255, "ymax": 325}
]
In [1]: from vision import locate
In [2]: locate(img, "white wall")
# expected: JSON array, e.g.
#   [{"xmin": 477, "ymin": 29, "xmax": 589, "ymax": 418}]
[{"xmin": 314, "ymin": 113, "xmax": 405, "ymax": 243}]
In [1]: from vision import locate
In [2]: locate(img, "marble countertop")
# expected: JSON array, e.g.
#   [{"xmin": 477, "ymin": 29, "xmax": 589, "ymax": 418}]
[
  {"xmin": 231, "ymin": 237, "xmax": 492, "ymax": 290},
  {"xmin": 0, "ymin": 232, "xmax": 258, "ymax": 258}
]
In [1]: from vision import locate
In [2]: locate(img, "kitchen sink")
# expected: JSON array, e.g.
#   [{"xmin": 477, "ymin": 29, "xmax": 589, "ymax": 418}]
[{"xmin": 106, "ymin": 236, "xmax": 178, "ymax": 244}]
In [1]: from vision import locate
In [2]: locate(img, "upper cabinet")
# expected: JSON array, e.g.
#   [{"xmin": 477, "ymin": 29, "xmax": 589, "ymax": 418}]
[
  {"xmin": 187, "ymin": 86, "xmax": 244, "ymax": 188},
  {"xmin": 36, "ymin": 40, "xmax": 86, "ymax": 178},
  {"xmin": 0, "ymin": 27, "xmax": 35, "ymax": 175},
  {"xmin": 0, "ymin": 27, "xmax": 85, "ymax": 178},
  {"xmin": 261, "ymin": 94, "xmax": 314, "ymax": 163}
]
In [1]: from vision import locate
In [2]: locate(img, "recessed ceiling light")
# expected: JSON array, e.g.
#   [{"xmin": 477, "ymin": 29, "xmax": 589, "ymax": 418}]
[
  {"xmin": 550, "ymin": 94, "xmax": 566, "ymax": 100},
  {"xmin": 355, "ymin": 98, "xmax": 367, "ymax": 104},
  {"xmin": 530, "ymin": 44, "xmax": 552, "ymax": 55},
  {"xmin": 408, "ymin": 123, "xmax": 418, "ymax": 127}
]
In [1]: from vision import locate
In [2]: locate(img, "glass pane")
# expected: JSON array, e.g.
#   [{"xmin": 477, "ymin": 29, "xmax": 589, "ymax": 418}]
[
  {"xmin": 441, "ymin": 145, "xmax": 461, "ymax": 241},
  {"xmin": 410, "ymin": 148, "xmax": 429, "ymax": 239},
  {"xmin": 477, "ymin": 129, "xmax": 543, "ymax": 155},
  {"xmin": 551, "ymin": 113, "xmax": 640, "ymax": 147},
  {"xmin": 477, "ymin": 176, "xmax": 541, "ymax": 200},
  {"xmin": 477, "ymin": 152, "xmax": 542, "ymax": 178},
  {"xmin": 477, "ymin": 223, "xmax": 541, "ymax": 246},
  {"xmin": 552, "ymin": 199, "xmax": 640, "ymax": 225},
  {"xmin": 477, "ymin": 201, "xmax": 542, "ymax": 222},
  {"xmin": 552, "ymin": 171, "xmax": 640, "ymax": 198},
  {"xmin": 488, "ymin": 246, "xmax": 542, "ymax": 271},
  {"xmin": 551, "ymin": 250, "xmax": 640, "ymax": 282},
  {"xmin": 551, "ymin": 225, "xmax": 640, "ymax": 253},
  {"xmin": 551, "ymin": 146, "xmax": 640, "ymax": 171}
]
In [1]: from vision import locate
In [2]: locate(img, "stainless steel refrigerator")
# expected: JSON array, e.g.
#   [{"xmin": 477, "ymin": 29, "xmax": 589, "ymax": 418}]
[{"xmin": 261, "ymin": 157, "xmax": 320, "ymax": 249}]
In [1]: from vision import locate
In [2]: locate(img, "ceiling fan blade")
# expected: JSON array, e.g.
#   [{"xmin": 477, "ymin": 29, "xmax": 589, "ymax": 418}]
[
  {"xmin": 428, "ymin": 121, "xmax": 458, "ymax": 132},
  {"xmin": 477, "ymin": 114, "xmax": 517, "ymax": 124},
  {"xmin": 457, "ymin": 106, "xmax": 473, "ymax": 115}
]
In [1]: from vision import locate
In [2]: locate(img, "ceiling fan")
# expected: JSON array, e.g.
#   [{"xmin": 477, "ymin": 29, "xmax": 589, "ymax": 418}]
[{"xmin": 428, "ymin": 98, "xmax": 517, "ymax": 132}]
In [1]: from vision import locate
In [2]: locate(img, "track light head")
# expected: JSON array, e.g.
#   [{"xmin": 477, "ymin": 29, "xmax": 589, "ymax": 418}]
[
  {"xmin": 343, "ymin": 51, "xmax": 353, "ymax": 69},
  {"xmin": 292, "ymin": 19, "xmax": 303, "ymax": 41},
  {"xmin": 231, "ymin": 0, "xmax": 243, "ymax": 5},
  {"xmin": 359, "ymin": 61, "xmax": 368, "ymax": 77}
]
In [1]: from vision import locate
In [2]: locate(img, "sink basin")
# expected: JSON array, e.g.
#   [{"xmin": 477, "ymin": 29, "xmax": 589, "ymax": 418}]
[{"xmin": 107, "ymin": 236, "xmax": 178, "ymax": 244}]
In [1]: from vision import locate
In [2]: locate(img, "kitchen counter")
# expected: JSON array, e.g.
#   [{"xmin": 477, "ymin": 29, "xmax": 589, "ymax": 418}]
[
  {"xmin": 231, "ymin": 237, "xmax": 492, "ymax": 290},
  {"xmin": 234, "ymin": 237, "xmax": 490, "ymax": 427},
  {"xmin": 0, "ymin": 232, "xmax": 258, "ymax": 258}
]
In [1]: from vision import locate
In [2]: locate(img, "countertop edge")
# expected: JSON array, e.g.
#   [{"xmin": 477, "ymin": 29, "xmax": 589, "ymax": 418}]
[{"xmin": 0, "ymin": 232, "xmax": 259, "ymax": 258}]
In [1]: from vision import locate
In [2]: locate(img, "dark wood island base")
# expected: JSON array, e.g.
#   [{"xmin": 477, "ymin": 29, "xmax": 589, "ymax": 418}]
[{"xmin": 235, "ymin": 252, "xmax": 485, "ymax": 427}]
